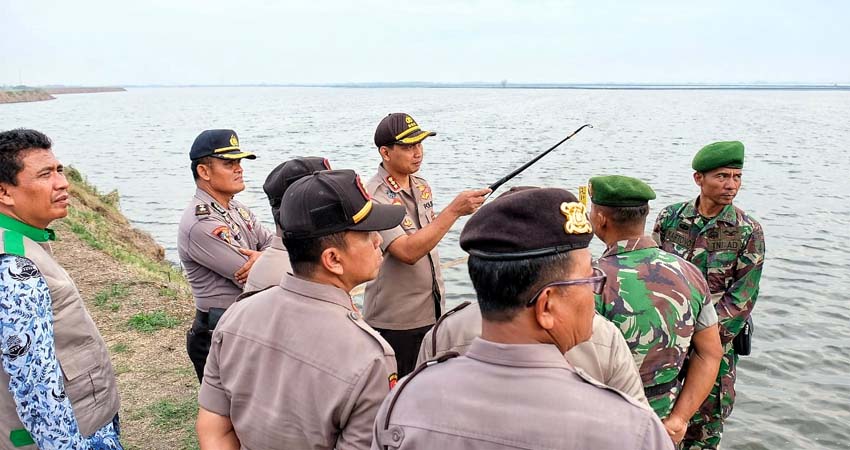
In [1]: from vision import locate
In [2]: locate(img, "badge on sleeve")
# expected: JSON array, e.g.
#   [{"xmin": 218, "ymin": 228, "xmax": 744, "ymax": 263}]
[
  {"xmin": 388, "ymin": 372, "xmax": 398, "ymax": 389},
  {"xmin": 211, "ymin": 226, "xmax": 233, "ymax": 244}
]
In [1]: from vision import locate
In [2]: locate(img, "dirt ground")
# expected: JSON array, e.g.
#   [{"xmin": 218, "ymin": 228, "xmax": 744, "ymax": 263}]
[{"xmin": 53, "ymin": 206, "xmax": 200, "ymax": 449}]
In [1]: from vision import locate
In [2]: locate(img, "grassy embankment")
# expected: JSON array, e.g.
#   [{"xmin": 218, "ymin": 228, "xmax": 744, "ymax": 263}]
[
  {"xmin": 0, "ymin": 88, "xmax": 55, "ymax": 104},
  {"xmin": 55, "ymin": 168, "xmax": 199, "ymax": 450}
]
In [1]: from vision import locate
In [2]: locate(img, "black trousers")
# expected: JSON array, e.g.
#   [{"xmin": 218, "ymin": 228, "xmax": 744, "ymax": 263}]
[
  {"xmin": 186, "ymin": 311, "xmax": 213, "ymax": 383},
  {"xmin": 374, "ymin": 324, "xmax": 433, "ymax": 378}
]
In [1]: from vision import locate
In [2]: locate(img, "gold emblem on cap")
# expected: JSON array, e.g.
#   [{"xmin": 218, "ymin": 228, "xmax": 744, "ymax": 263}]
[
  {"xmin": 405, "ymin": 116, "xmax": 414, "ymax": 124},
  {"xmin": 230, "ymin": 134, "xmax": 239, "ymax": 147},
  {"xmin": 560, "ymin": 202, "xmax": 592, "ymax": 235}
]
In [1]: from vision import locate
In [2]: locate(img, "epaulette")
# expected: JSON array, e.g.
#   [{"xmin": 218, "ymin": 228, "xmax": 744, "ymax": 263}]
[
  {"xmin": 378, "ymin": 351, "xmax": 459, "ymax": 449},
  {"xmin": 574, "ymin": 366, "xmax": 651, "ymax": 411},
  {"xmin": 348, "ymin": 310, "xmax": 395, "ymax": 358},
  {"xmin": 195, "ymin": 203, "xmax": 211, "ymax": 217},
  {"xmin": 384, "ymin": 175, "xmax": 402, "ymax": 193},
  {"xmin": 236, "ymin": 285, "xmax": 275, "ymax": 302},
  {"xmin": 430, "ymin": 301, "xmax": 472, "ymax": 356}
]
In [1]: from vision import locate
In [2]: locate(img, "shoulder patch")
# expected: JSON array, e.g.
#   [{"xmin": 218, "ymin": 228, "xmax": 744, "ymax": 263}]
[
  {"xmin": 211, "ymin": 226, "xmax": 233, "ymax": 244},
  {"xmin": 195, "ymin": 204, "xmax": 210, "ymax": 216}
]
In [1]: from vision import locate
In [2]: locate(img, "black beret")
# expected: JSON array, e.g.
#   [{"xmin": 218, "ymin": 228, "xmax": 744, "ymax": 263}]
[{"xmin": 460, "ymin": 188, "xmax": 594, "ymax": 260}]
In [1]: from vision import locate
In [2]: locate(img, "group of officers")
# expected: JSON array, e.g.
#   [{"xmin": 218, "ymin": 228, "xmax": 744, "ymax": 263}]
[{"xmin": 0, "ymin": 114, "xmax": 764, "ymax": 450}]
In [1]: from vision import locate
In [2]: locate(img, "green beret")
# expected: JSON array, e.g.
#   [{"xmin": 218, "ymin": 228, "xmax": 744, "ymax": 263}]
[
  {"xmin": 692, "ymin": 141, "xmax": 745, "ymax": 172},
  {"xmin": 589, "ymin": 175, "xmax": 656, "ymax": 207}
]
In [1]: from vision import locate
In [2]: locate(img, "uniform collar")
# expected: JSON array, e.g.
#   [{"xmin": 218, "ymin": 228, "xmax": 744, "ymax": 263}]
[
  {"xmin": 0, "ymin": 212, "xmax": 55, "ymax": 242},
  {"xmin": 465, "ymin": 338, "xmax": 571, "ymax": 369},
  {"xmin": 685, "ymin": 197, "xmax": 738, "ymax": 225},
  {"xmin": 280, "ymin": 273, "xmax": 355, "ymax": 311},
  {"xmin": 194, "ymin": 187, "xmax": 231, "ymax": 209},
  {"xmin": 601, "ymin": 235, "xmax": 658, "ymax": 258}
]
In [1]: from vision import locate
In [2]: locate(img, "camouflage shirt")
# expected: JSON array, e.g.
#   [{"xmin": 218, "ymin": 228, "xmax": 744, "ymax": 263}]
[
  {"xmin": 595, "ymin": 236, "xmax": 714, "ymax": 418},
  {"xmin": 652, "ymin": 199, "xmax": 765, "ymax": 345},
  {"xmin": 652, "ymin": 198, "xmax": 765, "ymax": 425}
]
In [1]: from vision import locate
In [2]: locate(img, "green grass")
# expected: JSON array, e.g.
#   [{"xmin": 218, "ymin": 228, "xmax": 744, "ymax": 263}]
[
  {"xmin": 146, "ymin": 395, "xmax": 200, "ymax": 450},
  {"xmin": 94, "ymin": 283, "xmax": 130, "ymax": 309},
  {"xmin": 110, "ymin": 342, "xmax": 129, "ymax": 354},
  {"xmin": 128, "ymin": 311, "xmax": 180, "ymax": 333}
]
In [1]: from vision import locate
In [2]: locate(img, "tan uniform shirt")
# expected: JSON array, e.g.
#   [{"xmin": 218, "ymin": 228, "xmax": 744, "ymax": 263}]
[
  {"xmin": 243, "ymin": 236, "xmax": 291, "ymax": 292},
  {"xmin": 177, "ymin": 188, "xmax": 274, "ymax": 311},
  {"xmin": 417, "ymin": 302, "xmax": 648, "ymax": 405},
  {"xmin": 199, "ymin": 274, "xmax": 398, "ymax": 450},
  {"xmin": 373, "ymin": 338, "xmax": 674, "ymax": 450},
  {"xmin": 364, "ymin": 164, "xmax": 445, "ymax": 330}
]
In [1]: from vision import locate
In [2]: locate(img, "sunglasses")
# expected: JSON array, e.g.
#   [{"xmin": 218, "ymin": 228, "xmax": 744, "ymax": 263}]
[{"xmin": 526, "ymin": 267, "xmax": 607, "ymax": 307}]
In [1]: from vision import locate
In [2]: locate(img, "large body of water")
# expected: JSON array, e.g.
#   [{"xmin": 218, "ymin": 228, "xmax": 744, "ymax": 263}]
[{"xmin": 2, "ymin": 87, "xmax": 849, "ymax": 448}]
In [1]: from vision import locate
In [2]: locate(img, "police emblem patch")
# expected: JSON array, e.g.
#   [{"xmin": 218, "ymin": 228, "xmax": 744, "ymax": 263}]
[
  {"xmin": 211, "ymin": 226, "xmax": 233, "ymax": 244},
  {"xmin": 195, "ymin": 204, "xmax": 210, "ymax": 216},
  {"xmin": 560, "ymin": 202, "xmax": 592, "ymax": 235},
  {"xmin": 388, "ymin": 372, "xmax": 398, "ymax": 389}
]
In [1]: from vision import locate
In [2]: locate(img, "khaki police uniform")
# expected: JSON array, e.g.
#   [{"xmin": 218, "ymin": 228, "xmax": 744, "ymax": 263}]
[
  {"xmin": 243, "ymin": 235, "xmax": 291, "ymax": 292},
  {"xmin": 200, "ymin": 274, "xmax": 398, "ymax": 450},
  {"xmin": 417, "ymin": 302, "xmax": 648, "ymax": 405},
  {"xmin": 373, "ymin": 338, "xmax": 673, "ymax": 450},
  {"xmin": 178, "ymin": 187, "xmax": 274, "ymax": 380}
]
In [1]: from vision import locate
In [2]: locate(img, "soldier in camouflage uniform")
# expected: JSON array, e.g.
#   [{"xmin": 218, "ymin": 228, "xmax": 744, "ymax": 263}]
[
  {"xmin": 589, "ymin": 175, "xmax": 723, "ymax": 445},
  {"xmin": 653, "ymin": 141, "xmax": 766, "ymax": 449}
]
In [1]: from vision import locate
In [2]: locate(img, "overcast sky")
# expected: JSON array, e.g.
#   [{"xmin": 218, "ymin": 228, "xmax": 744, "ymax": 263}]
[{"xmin": 2, "ymin": 0, "xmax": 848, "ymax": 86}]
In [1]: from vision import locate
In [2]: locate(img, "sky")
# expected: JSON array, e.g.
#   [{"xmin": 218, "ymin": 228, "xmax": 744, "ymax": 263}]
[{"xmin": 1, "ymin": 0, "xmax": 848, "ymax": 86}]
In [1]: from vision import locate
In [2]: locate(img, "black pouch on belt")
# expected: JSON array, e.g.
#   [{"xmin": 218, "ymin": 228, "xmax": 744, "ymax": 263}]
[
  {"xmin": 733, "ymin": 316, "xmax": 753, "ymax": 356},
  {"xmin": 208, "ymin": 307, "xmax": 227, "ymax": 330}
]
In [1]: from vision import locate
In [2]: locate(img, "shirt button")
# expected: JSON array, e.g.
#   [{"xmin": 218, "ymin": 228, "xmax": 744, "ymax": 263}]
[{"xmin": 348, "ymin": 311, "xmax": 360, "ymax": 321}]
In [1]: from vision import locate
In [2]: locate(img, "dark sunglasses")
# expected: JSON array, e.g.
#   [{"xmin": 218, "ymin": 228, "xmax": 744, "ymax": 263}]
[{"xmin": 526, "ymin": 267, "xmax": 606, "ymax": 307}]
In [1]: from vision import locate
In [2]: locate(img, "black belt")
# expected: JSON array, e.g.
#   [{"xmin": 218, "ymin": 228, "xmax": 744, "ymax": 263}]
[{"xmin": 644, "ymin": 378, "xmax": 681, "ymax": 399}]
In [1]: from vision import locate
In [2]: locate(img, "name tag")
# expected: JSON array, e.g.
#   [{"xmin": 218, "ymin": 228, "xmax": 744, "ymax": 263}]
[
  {"xmin": 665, "ymin": 229, "xmax": 693, "ymax": 248},
  {"xmin": 707, "ymin": 239, "xmax": 741, "ymax": 252}
]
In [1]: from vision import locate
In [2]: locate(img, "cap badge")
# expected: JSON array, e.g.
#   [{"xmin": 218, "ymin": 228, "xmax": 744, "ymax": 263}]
[
  {"xmin": 405, "ymin": 116, "xmax": 414, "ymax": 124},
  {"xmin": 560, "ymin": 202, "xmax": 592, "ymax": 235},
  {"xmin": 229, "ymin": 134, "xmax": 239, "ymax": 147}
]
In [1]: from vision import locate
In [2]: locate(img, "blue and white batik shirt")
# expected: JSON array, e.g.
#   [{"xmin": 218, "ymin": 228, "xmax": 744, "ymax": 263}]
[{"xmin": 0, "ymin": 254, "xmax": 122, "ymax": 450}]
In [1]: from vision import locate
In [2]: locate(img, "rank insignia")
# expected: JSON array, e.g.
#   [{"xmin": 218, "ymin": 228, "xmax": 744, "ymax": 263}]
[
  {"xmin": 386, "ymin": 176, "xmax": 401, "ymax": 193},
  {"xmin": 578, "ymin": 185, "xmax": 589, "ymax": 207},
  {"xmin": 212, "ymin": 226, "xmax": 233, "ymax": 244},
  {"xmin": 237, "ymin": 207, "xmax": 251, "ymax": 221},
  {"xmin": 388, "ymin": 372, "xmax": 398, "ymax": 389},
  {"xmin": 560, "ymin": 202, "xmax": 592, "ymax": 235},
  {"xmin": 195, "ymin": 204, "xmax": 210, "ymax": 216},
  {"xmin": 417, "ymin": 184, "xmax": 432, "ymax": 200},
  {"xmin": 402, "ymin": 217, "xmax": 414, "ymax": 229}
]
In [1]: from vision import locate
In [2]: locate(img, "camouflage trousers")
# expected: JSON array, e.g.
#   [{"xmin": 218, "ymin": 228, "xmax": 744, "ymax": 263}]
[{"xmin": 681, "ymin": 346, "xmax": 738, "ymax": 450}]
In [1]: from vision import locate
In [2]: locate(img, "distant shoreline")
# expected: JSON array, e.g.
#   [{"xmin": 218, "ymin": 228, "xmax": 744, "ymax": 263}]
[
  {"xmin": 125, "ymin": 82, "xmax": 850, "ymax": 91},
  {"xmin": 0, "ymin": 86, "xmax": 126, "ymax": 105}
]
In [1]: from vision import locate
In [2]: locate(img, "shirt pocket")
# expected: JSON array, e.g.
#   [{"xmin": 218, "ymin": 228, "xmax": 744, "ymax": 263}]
[{"xmin": 58, "ymin": 340, "xmax": 100, "ymax": 403}]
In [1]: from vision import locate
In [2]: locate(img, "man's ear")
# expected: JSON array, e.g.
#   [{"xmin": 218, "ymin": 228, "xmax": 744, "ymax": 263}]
[
  {"xmin": 320, "ymin": 246, "xmax": 344, "ymax": 276},
  {"xmin": 197, "ymin": 162, "xmax": 212, "ymax": 181},
  {"xmin": 0, "ymin": 183, "xmax": 15, "ymax": 208},
  {"xmin": 693, "ymin": 171, "xmax": 704, "ymax": 187},
  {"xmin": 534, "ymin": 288, "xmax": 557, "ymax": 331},
  {"xmin": 379, "ymin": 146, "xmax": 392, "ymax": 162}
]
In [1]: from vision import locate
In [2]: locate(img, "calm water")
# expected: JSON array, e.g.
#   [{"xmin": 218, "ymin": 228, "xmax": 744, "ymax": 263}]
[{"xmin": 2, "ymin": 87, "xmax": 849, "ymax": 448}]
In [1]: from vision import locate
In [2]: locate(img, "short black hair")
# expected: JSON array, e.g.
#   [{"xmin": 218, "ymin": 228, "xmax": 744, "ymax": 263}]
[
  {"xmin": 596, "ymin": 204, "xmax": 649, "ymax": 227},
  {"xmin": 0, "ymin": 128, "xmax": 52, "ymax": 186},
  {"xmin": 467, "ymin": 251, "xmax": 578, "ymax": 322},
  {"xmin": 191, "ymin": 156, "xmax": 215, "ymax": 180},
  {"xmin": 282, "ymin": 232, "xmax": 348, "ymax": 276}
]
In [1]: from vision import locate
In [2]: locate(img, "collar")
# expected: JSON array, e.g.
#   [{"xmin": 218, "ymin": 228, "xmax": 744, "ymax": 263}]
[
  {"xmin": 194, "ymin": 187, "xmax": 231, "ymax": 209},
  {"xmin": 377, "ymin": 163, "xmax": 407, "ymax": 193},
  {"xmin": 465, "ymin": 338, "xmax": 571, "ymax": 369},
  {"xmin": 0, "ymin": 213, "xmax": 55, "ymax": 242},
  {"xmin": 601, "ymin": 235, "xmax": 658, "ymax": 258},
  {"xmin": 684, "ymin": 197, "xmax": 738, "ymax": 225},
  {"xmin": 280, "ymin": 274, "xmax": 355, "ymax": 312}
]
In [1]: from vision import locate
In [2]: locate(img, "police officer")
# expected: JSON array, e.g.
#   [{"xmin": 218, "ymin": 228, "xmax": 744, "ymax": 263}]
[
  {"xmin": 373, "ymin": 188, "xmax": 673, "ymax": 450},
  {"xmin": 0, "ymin": 129, "xmax": 122, "ymax": 449},
  {"xmin": 364, "ymin": 112, "xmax": 490, "ymax": 376},
  {"xmin": 653, "ymin": 142, "xmax": 765, "ymax": 449},
  {"xmin": 416, "ymin": 186, "xmax": 648, "ymax": 405},
  {"xmin": 243, "ymin": 156, "xmax": 331, "ymax": 292},
  {"xmin": 178, "ymin": 129, "xmax": 275, "ymax": 381},
  {"xmin": 588, "ymin": 175, "xmax": 723, "ymax": 443},
  {"xmin": 197, "ymin": 170, "xmax": 404, "ymax": 450}
]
